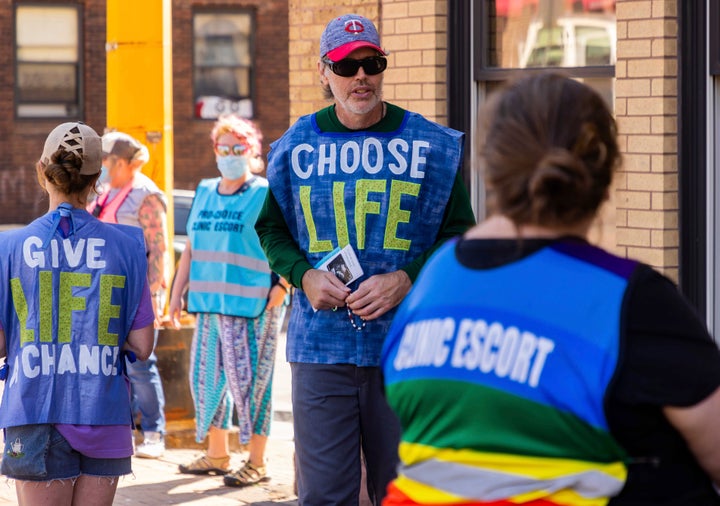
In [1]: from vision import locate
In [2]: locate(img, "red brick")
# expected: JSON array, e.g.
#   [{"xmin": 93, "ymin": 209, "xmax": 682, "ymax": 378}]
[{"xmin": 0, "ymin": 0, "xmax": 289, "ymax": 223}]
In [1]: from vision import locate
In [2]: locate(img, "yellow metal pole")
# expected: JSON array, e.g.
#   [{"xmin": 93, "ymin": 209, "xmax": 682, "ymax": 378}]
[{"xmin": 106, "ymin": 0, "xmax": 175, "ymax": 236}]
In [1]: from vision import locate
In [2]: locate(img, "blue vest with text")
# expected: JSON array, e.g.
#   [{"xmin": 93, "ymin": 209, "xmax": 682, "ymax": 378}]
[
  {"xmin": 267, "ymin": 109, "xmax": 463, "ymax": 365},
  {"xmin": 187, "ymin": 177, "xmax": 271, "ymax": 318},
  {"xmin": 0, "ymin": 207, "xmax": 147, "ymax": 427},
  {"xmin": 383, "ymin": 238, "xmax": 638, "ymax": 425},
  {"xmin": 380, "ymin": 238, "xmax": 638, "ymax": 503}
]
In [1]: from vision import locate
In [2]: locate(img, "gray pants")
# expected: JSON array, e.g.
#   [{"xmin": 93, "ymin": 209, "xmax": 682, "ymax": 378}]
[{"xmin": 291, "ymin": 363, "xmax": 401, "ymax": 506}]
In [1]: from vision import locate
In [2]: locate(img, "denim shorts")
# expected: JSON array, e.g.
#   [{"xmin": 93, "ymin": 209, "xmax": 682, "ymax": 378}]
[{"xmin": 1, "ymin": 424, "xmax": 131, "ymax": 481}]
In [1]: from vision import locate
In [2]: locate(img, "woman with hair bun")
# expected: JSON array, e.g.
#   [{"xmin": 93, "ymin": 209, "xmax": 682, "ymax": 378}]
[
  {"xmin": 0, "ymin": 122, "xmax": 155, "ymax": 505},
  {"xmin": 380, "ymin": 73, "xmax": 720, "ymax": 505}
]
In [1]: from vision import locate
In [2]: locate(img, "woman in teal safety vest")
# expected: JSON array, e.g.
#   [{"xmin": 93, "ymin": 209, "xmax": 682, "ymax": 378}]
[{"xmin": 168, "ymin": 114, "xmax": 289, "ymax": 488}]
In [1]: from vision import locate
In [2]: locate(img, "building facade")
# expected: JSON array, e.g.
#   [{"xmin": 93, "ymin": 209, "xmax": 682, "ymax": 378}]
[
  {"xmin": 0, "ymin": 0, "xmax": 289, "ymax": 223},
  {"xmin": 287, "ymin": 1, "xmax": 720, "ymax": 334},
  {"xmin": 2, "ymin": 0, "xmax": 719, "ymax": 332}
]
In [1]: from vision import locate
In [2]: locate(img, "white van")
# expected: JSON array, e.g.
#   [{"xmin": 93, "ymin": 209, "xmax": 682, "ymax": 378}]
[{"xmin": 518, "ymin": 13, "xmax": 616, "ymax": 68}]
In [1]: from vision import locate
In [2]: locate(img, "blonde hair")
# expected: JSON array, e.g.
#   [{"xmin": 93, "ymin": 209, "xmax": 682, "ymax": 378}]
[{"xmin": 210, "ymin": 114, "xmax": 263, "ymax": 158}]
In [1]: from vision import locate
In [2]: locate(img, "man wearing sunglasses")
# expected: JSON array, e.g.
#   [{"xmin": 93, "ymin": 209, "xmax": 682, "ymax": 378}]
[{"xmin": 256, "ymin": 13, "xmax": 475, "ymax": 505}]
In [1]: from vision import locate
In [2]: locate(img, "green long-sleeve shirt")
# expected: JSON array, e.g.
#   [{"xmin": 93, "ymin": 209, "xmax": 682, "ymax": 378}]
[{"xmin": 255, "ymin": 102, "xmax": 477, "ymax": 288}]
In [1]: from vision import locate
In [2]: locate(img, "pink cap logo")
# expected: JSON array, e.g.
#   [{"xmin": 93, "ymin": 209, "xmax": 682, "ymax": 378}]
[{"xmin": 344, "ymin": 19, "xmax": 365, "ymax": 34}]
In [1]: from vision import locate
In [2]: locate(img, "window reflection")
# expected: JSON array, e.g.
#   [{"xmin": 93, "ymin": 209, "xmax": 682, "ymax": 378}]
[{"xmin": 488, "ymin": 0, "xmax": 616, "ymax": 69}]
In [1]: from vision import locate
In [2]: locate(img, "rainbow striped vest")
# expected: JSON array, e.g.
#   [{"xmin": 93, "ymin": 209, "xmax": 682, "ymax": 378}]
[{"xmin": 382, "ymin": 238, "xmax": 638, "ymax": 506}]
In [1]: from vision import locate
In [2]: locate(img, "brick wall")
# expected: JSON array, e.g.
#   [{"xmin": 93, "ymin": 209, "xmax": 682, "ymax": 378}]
[
  {"xmin": 1, "ymin": 0, "xmax": 685, "ymax": 278},
  {"xmin": 614, "ymin": 0, "xmax": 679, "ymax": 279},
  {"xmin": 0, "ymin": 0, "xmax": 289, "ymax": 223},
  {"xmin": 287, "ymin": 0, "xmax": 449, "ymax": 125},
  {"xmin": 288, "ymin": 0, "xmax": 380, "ymax": 121},
  {"xmin": 381, "ymin": 0, "xmax": 448, "ymax": 124},
  {"xmin": 172, "ymin": 0, "xmax": 289, "ymax": 189},
  {"xmin": 0, "ymin": 0, "xmax": 107, "ymax": 224}
]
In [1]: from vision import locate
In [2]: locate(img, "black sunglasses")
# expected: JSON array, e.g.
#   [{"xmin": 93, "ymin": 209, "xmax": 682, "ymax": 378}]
[{"xmin": 323, "ymin": 56, "xmax": 387, "ymax": 77}]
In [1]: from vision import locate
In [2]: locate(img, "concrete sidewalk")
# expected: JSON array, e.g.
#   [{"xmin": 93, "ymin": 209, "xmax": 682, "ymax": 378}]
[
  {"xmin": 0, "ymin": 437, "xmax": 297, "ymax": 506},
  {"xmin": 112, "ymin": 431, "xmax": 297, "ymax": 505},
  {"xmin": 121, "ymin": 329, "xmax": 297, "ymax": 505}
]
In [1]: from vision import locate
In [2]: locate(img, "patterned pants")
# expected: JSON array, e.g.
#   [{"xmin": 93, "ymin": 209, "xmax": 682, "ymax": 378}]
[{"xmin": 189, "ymin": 304, "xmax": 286, "ymax": 444}]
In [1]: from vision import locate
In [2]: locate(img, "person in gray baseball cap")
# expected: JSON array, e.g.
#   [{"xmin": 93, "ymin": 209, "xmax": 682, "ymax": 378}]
[
  {"xmin": 90, "ymin": 131, "xmax": 170, "ymax": 460},
  {"xmin": 255, "ymin": 13, "xmax": 476, "ymax": 505}
]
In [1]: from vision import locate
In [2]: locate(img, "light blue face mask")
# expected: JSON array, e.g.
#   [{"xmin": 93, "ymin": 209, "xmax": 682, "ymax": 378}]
[
  {"xmin": 216, "ymin": 155, "xmax": 249, "ymax": 180},
  {"xmin": 99, "ymin": 165, "xmax": 110, "ymax": 184}
]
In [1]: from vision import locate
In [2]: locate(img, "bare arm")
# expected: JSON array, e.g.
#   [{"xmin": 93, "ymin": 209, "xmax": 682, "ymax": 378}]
[
  {"xmin": 267, "ymin": 277, "xmax": 291, "ymax": 309},
  {"xmin": 138, "ymin": 194, "xmax": 169, "ymax": 317},
  {"xmin": 168, "ymin": 240, "xmax": 192, "ymax": 329},
  {"xmin": 664, "ymin": 386, "xmax": 720, "ymax": 485},
  {"xmin": 123, "ymin": 324, "xmax": 155, "ymax": 361}
]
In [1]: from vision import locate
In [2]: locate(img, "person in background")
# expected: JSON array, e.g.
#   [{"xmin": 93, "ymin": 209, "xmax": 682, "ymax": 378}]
[
  {"xmin": 90, "ymin": 131, "xmax": 170, "ymax": 459},
  {"xmin": 381, "ymin": 72, "xmax": 720, "ymax": 505},
  {"xmin": 170, "ymin": 114, "xmax": 289, "ymax": 488},
  {"xmin": 255, "ymin": 13, "xmax": 476, "ymax": 505},
  {"xmin": 0, "ymin": 122, "xmax": 154, "ymax": 505}
]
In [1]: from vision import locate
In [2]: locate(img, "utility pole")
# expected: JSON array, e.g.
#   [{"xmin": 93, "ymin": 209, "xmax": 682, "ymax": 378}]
[{"xmin": 106, "ymin": 0, "xmax": 175, "ymax": 238}]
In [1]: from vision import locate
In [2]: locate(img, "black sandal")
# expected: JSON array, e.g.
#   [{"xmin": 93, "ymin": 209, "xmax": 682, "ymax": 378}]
[{"xmin": 223, "ymin": 461, "xmax": 270, "ymax": 487}]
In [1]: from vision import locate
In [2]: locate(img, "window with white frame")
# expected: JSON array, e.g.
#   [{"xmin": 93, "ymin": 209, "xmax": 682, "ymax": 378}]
[
  {"xmin": 193, "ymin": 10, "xmax": 254, "ymax": 119},
  {"xmin": 15, "ymin": 5, "xmax": 80, "ymax": 118}
]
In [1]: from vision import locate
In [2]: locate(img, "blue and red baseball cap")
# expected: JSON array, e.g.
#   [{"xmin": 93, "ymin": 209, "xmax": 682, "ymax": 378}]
[{"xmin": 320, "ymin": 14, "xmax": 387, "ymax": 62}]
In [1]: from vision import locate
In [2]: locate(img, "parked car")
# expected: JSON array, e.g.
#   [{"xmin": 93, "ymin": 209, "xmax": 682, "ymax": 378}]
[
  {"xmin": 169, "ymin": 188, "xmax": 195, "ymax": 326},
  {"xmin": 172, "ymin": 188, "xmax": 195, "ymax": 265}
]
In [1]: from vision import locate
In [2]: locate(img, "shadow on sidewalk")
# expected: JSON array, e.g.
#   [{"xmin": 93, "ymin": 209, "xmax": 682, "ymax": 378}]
[{"xmin": 114, "ymin": 447, "xmax": 297, "ymax": 505}]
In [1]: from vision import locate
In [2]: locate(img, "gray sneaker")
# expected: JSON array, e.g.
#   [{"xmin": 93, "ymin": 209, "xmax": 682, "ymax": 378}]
[{"xmin": 135, "ymin": 431, "xmax": 165, "ymax": 459}]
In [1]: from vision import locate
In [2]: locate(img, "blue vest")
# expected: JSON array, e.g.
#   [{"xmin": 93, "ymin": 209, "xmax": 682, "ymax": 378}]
[
  {"xmin": 187, "ymin": 177, "xmax": 271, "ymax": 318},
  {"xmin": 383, "ymin": 237, "xmax": 639, "ymax": 430},
  {"xmin": 380, "ymin": 238, "xmax": 638, "ymax": 506},
  {"xmin": 267, "ymin": 109, "xmax": 463, "ymax": 365},
  {"xmin": 0, "ymin": 207, "xmax": 148, "ymax": 427}
]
